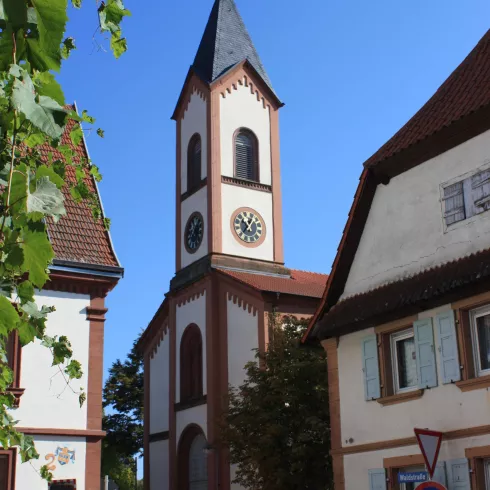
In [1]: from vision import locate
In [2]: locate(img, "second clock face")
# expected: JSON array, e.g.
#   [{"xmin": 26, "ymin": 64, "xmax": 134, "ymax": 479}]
[
  {"xmin": 233, "ymin": 209, "xmax": 265, "ymax": 244},
  {"xmin": 185, "ymin": 212, "xmax": 204, "ymax": 253}
]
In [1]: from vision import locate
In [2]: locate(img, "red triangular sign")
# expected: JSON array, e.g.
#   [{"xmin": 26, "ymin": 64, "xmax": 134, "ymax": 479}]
[{"xmin": 414, "ymin": 428, "xmax": 443, "ymax": 479}]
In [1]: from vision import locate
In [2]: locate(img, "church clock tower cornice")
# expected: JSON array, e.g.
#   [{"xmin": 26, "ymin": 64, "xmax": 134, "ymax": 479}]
[{"xmin": 170, "ymin": 0, "xmax": 287, "ymax": 291}]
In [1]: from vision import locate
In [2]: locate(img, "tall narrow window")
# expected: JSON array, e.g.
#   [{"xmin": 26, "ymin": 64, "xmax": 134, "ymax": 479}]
[
  {"xmin": 187, "ymin": 134, "xmax": 202, "ymax": 191},
  {"xmin": 234, "ymin": 129, "xmax": 258, "ymax": 181},
  {"xmin": 180, "ymin": 324, "xmax": 203, "ymax": 403},
  {"xmin": 189, "ymin": 434, "xmax": 208, "ymax": 490}
]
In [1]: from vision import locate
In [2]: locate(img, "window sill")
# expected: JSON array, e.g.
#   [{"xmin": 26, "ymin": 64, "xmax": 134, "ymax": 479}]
[
  {"xmin": 221, "ymin": 175, "xmax": 271, "ymax": 193},
  {"xmin": 175, "ymin": 394, "xmax": 207, "ymax": 412},
  {"xmin": 456, "ymin": 375, "xmax": 490, "ymax": 392},
  {"xmin": 181, "ymin": 178, "xmax": 207, "ymax": 202},
  {"xmin": 376, "ymin": 389, "xmax": 424, "ymax": 406}
]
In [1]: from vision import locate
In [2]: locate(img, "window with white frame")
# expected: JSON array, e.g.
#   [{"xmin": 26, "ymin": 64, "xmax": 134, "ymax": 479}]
[
  {"xmin": 442, "ymin": 168, "xmax": 490, "ymax": 227},
  {"xmin": 484, "ymin": 459, "xmax": 490, "ymax": 490},
  {"xmin": 391, "ymin": 328, "xmax": 418, "ymax": 393},
  {"xmin": 470, "ymin": 304, "xmax": 490, "ymax": 376}
]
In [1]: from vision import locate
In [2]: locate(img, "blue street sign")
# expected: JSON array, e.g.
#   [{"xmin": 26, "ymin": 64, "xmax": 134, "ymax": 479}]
[{"xmin": 398, "ymin": 472, "xmax": 429, "ymax": 484}]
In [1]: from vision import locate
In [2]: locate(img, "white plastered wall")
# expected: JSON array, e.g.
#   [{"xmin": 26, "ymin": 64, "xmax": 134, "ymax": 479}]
[
  {"xmin": 150, "ymin": 439, "xmax": 169, "ymax": 490},
  {"xmin": 181, "ymin": 92, "xmax": 208, "ymax": 192},
  {"xmin": 221, "ymin": 184, "xmax": 274, "ymax": 261},
  {"xmin": 175, "ymin": 293, "xmax": 207, "ymax": 404},
  {"xmin": 150, "ymin": 336, "xmax": 170, "ymax": 435},
  {"xmin": 227, "ymin": 298, "xmax": 259, "ymax": 389},
  {"xmin": 344, "ymin": 434, "xmax": 490, "ymax": 490},
  {"xmin": 16, "ymin": 436, "xmax": 85, "ymax": 489},
  {"xmin": 181, "ymin": 186, "xmax": 208, "ymax": 268},
  {"xmin": 176, "ymin": 403, "xmax": 207, "ymax": 448},
  {"xmin": 14, "ymin": 290, "xmax": 90, "ymax": 429},
  {"xmin": 339, "ymin": 304, "xmax": 490, "ymax": 447},
  {"xmin": 343, "ymin": 129, "xmax": 490, "ymax": 298},
  {"xmin": 220, "ymin": 78, "xmax": 272, "ymax": 185}
]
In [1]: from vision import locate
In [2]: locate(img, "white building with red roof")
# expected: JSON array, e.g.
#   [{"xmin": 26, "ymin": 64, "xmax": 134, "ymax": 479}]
[
  {"xmin": 305, "ymin": 29, "xmax": 490, "ymax": 490},
  {"xmin": 2, "ymin": 106, "xmax": 123, "ymax": 490},
  {"xmin": 137, "ymin": 1, "xmax": 328, "ymax": 489}
]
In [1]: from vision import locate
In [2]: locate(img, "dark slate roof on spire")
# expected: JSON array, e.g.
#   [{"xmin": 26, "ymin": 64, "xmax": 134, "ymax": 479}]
[{"xmin": 193, "ymin": 0, "xmax": 273, "ymax": 90}]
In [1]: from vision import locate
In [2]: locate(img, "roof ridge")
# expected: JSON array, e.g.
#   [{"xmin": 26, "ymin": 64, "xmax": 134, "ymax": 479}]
[{"xmin": 290, "ymin": 267, "xmax": 329, "ymax": 277}]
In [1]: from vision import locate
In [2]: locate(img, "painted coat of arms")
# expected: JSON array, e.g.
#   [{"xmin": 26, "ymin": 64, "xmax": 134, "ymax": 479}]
[{"xmin": 55, "ymin": 447, "xmax": 76, "ymax": 466}]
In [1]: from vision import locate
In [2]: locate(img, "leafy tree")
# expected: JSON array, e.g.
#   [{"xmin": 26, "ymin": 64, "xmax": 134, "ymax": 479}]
[
  {"xmin": 0, "ymin": 0, "xmax": 129, "ymax": 480},
  {"xmin": 102, "ymin": 337, "xmax": 143, "ymax": 488},
  {"xmin": 222, "ymin": 315, "xmax": 333, "ymax": 490}
]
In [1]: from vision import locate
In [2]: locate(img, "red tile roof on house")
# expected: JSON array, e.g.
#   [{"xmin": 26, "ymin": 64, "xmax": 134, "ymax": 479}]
[
  {"xmin": 217, "ymin": 268, "xmax": 328, "ymax": 298},
  {"xmin": 365, "ymin": 29, "xmax": 490, "ymax": 170},
  {"xmin": 41, "ymin": 107, "xmax": 120, "ymax": 270}
]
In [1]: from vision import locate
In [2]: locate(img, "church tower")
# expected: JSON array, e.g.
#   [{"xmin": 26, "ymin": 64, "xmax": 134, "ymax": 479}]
[
  {"xmin": 171, "ymin": 0, "xmax": 285, "ymax": 289},
  {"xmin": 139, "ymin": 2, "xmax": 328, "ymax": 490}
]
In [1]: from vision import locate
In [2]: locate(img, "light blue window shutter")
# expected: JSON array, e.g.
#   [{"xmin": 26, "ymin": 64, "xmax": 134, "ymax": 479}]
[
  {"xmin": 368, "ymin": 469, "xmax": 386, "ymax": 490},
  {"xmin": 435, "ymin": 311, "xmax": 461, "ymax": 383},
  {"xmin": 362, "ymin": 335, "xmax": 380, "ymax": 400},
  {"xmin": 433, "ymin": 462, "xmax": 447, "ymax": 486},
  {"xmin": 414, "ymin": 318, "xmax": 438, "ymax": 389},
  {"xmin": 446, "ymin": 458, "xmax": 470, "ymax": 490}
]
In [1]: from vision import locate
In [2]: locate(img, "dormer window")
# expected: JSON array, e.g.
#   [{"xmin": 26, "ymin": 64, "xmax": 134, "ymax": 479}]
[
  {"xmin": 187, "ymin": 134, "xmax": 202, "ymax": 191},
  {"xmin": 234, "ymin": 129, "xmax": 258, "ymax": 181}
]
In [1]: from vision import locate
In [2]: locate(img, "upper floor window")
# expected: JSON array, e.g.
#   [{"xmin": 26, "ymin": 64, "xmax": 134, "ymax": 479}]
[
  {"xmin": 442, "ymin": 168, "xmax": 490, "ymax": 227},
  {"xmin": 470, "ymin": 304, "xmax": 490, "ymax": 377},
  {"xmin": 390, "ymin": 328, "xmax": 417, "ymax": 393},
  {"xmin": 234, "ymin": 129, "xmax": 258, "ymax": 181},
  {"xmin": 180, "ymin": 324, "xmax": 203, "ymax": 403},
  {"xmin": 187, "ymin": 134, "xmax": 202, "ymax": 191}
]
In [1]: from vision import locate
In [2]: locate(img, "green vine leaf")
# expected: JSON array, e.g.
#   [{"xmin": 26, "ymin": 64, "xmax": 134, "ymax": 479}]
[
  {"xmin": 34, "ymin": 71, "xmax": 65, "ymax": 106},
  {"xmin": 21, "ymin": 226, "xmax": 55, "ymax": 288},
  {"xmin": 61, "ymin": 36, "xmax": 76, "ymax": 60},
  {"xmin": 0, "ymin": 296, "xmax": 18, "ymax": 337},
  {"xmin": 27, "ymin": 176, "xmax": 66, "ymax": 222},
  {"xmin": 17, "ymin": 281, "xmax": 34, "ymax": 304},
  {"xmin": 79, "ymin": 391, "xmax": 86, "ymax": 408},
  {"xmin": 65, "ymin": 360, "xmax": 83, "ymax": 380}
]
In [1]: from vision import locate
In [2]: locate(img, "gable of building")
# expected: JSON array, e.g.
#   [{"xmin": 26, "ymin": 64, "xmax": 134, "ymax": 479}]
[{"xmin": 305, "ymin": 29, "xmax": 490, "ymax": 342}]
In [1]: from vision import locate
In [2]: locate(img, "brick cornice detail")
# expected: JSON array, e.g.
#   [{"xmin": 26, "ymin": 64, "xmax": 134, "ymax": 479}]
[
  {"xmin": 180, "ymin": 76, "xmax": 210, "ymax": 121},
  {"xmin": 221, "ymin": 176, "xmax": 271, "ymax": 193},
  {"xmin": 149, "ymin": 321, "xmax": 169, "ymax": 359},
  {"xmin": 175, "ymin": 284, "xmax": 207, "ymax": 307},
  {"xmin": 46, "ymin": 271, "xmax": 118, "ymax": 297},
  {"xmin": 86, "ymin": 307, "xmax": 108, "ymax": 322},
  {"xmin": 227, "ymin": 292, "xmax": 259, "ymax": 316},
  {"xmin": 218, "ymin": 74, "xmax": 270, "ymax": 110}
]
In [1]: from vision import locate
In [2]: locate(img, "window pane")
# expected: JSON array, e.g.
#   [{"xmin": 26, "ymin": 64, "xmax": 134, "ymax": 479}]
[
  {"xmin": 477, "ymin": 314, "xmax": 490, "ymax": 371},
  {"xmin": 443, "ymin": 181, "xmax": 465, "ymax": 225},
  {"xmin": 396, "ymin": 337, "xmax": 417, "ymax": 389},
  {"xmin": 189, "ymin": 434, "xmax": 208, "ymax": 490},
  {"xmin": 0, "ymin": 455, "xmax": 8, "ymax": 490}
]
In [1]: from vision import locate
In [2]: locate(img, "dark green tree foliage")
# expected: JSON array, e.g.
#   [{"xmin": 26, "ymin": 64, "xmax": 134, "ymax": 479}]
[
  {"xmin": 222, "ymin": 315, "xmax": 333, "ymax": 490},
  {"xmin": 102, "ymin": 337, "xmax": 143, "ymax": 489}
]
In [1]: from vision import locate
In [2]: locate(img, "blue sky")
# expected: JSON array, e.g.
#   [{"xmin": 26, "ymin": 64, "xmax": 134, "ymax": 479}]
[{"xmin": 59, "ymin": 0, "xmax": 490, "ymax": 375}]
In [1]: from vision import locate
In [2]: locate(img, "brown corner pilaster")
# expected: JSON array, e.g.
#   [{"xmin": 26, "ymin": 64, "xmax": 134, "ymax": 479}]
[
  {"xmin": 321, "ymin": 338, "xmax": 344, "ymax": 490},
  {"xmin": 143, "ymin": 352, "xmax": 150, "ymax": 490},
  {"xmin": 270, "ymin": 108, "xmax": 284, "ymax": 264},
  {"xmin": 85, "ymin": 295, "xmax": 108, "ymax": 490},
  {"xmin": 168, "ymin": 299, "xmax": 177, "ymax": 490},
  {"xmin": 176, "ymin": 119, "xmax": 182, "ymax": 272},
  {"xmin": 208, "ymin": 89, "xmax": 222, "ymax": 255}
]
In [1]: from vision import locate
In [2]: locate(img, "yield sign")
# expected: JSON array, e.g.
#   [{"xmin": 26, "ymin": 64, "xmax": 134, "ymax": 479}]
[{"xmin": 414, "ymin": 428, "xmax": 443, "ymax": 479}]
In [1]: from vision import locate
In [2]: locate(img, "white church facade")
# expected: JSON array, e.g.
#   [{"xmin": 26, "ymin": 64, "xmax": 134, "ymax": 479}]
[{"xmin": 138, "ymin": 1, "xmax": 328, "ymax": 489}]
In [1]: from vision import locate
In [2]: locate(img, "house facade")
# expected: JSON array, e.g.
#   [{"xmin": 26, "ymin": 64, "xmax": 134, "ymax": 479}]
[
  {"xmin": 138, "ymin": 1, "xmax": 328, "ymax": 489},
  {"xmin": 305, "ymin": 30, "xmax": 490, "ymax": 490},
  {"xmin": 2, "ymin": 111, "xmax": 123, "ymax": 490}
]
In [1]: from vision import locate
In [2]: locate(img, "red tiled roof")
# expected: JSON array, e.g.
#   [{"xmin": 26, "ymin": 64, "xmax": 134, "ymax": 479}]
[
  {"xmin": 217, "ymin": 268, "xmax": 328, "ymax": 298},
  {"xmin": 41, "ymin": 107, "xmax": 120, "ymax": 269},
  {"xmin": 365, "ymin": 29, "xmax": 490, "ymax": 169}
]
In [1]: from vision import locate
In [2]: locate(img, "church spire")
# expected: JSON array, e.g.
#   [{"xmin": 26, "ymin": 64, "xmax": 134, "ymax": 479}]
[{"xmin": 192, "ymin": 0, "xmax": 273, "ymax": 90}]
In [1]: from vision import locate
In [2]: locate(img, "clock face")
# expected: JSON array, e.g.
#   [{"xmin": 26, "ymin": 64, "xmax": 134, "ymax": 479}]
[
  {"xmin": 185, "ymin": 212, "xmax": 204, "ymax": 253},
  {"xmin": 233, "ymin": 209, "xmax": 265, "ymax": 245}
]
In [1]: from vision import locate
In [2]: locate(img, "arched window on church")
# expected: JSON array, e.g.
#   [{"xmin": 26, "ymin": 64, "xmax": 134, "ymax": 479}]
[
  {"xmin": 187, "ymin": 134, "xmax": 202, "ymax": 191},
  {"xmin": 177, "ymin": 425, "xmax": 208, "ymax": 490},
  {"xmin": 180, "ymin": 324, "xmax": 203, "ymax": 403},
  {"xmin": 234, "ymin": 129, "xmax": 258, "ymax": 181}
]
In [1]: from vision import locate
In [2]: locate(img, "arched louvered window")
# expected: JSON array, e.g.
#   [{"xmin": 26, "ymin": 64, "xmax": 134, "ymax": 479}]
[
  {"xmin": 187, "ymin": 134, "xmax": 202, "ymax": 191},
  {"xmin": 180, "ymin": 324, "xmax": 203, "ymax": 403},
  {"xmin": 234, "ymin": 129, "xmax": 258, "ymax": 181}
]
